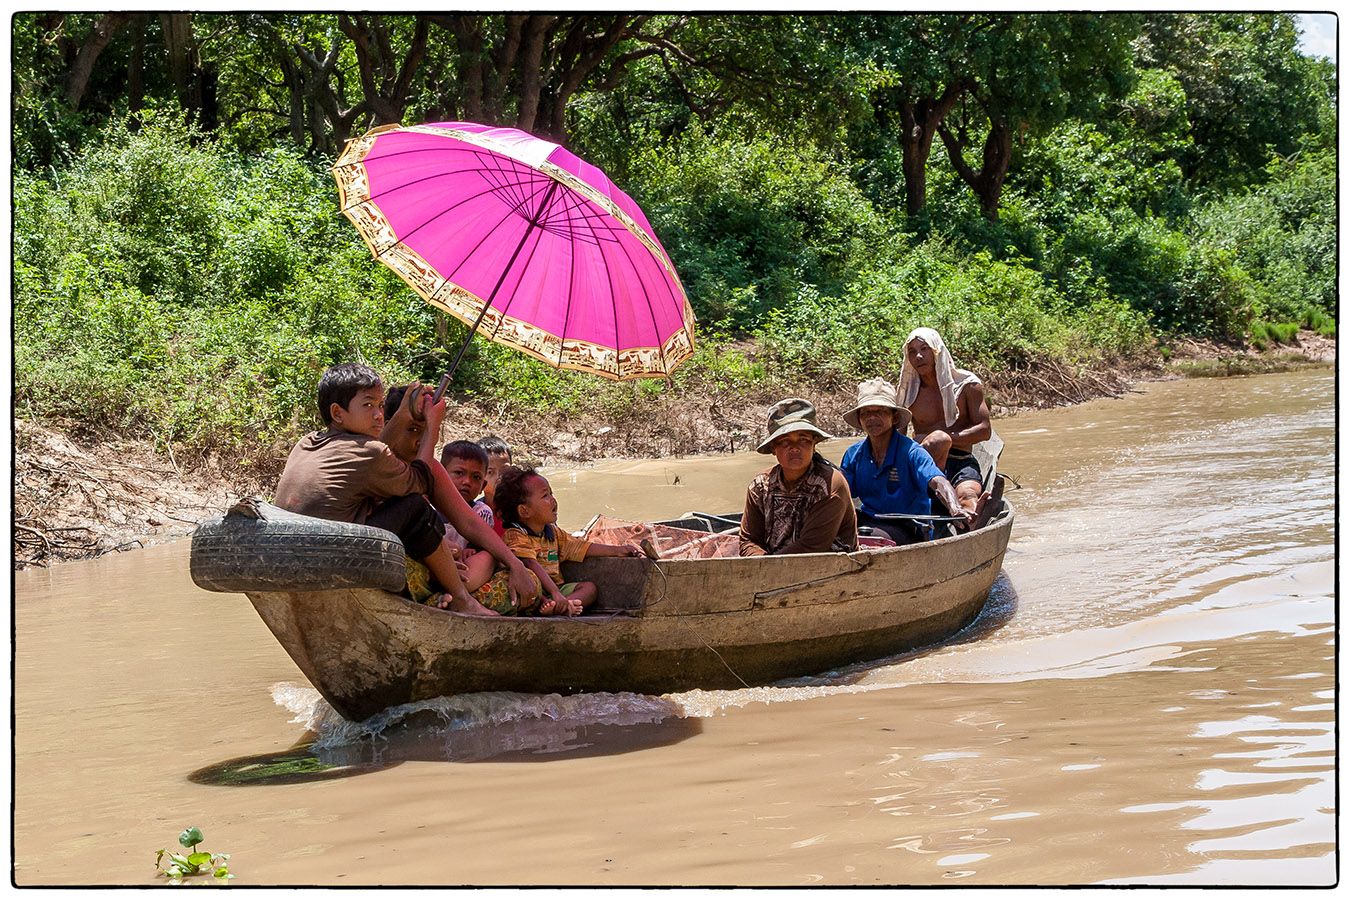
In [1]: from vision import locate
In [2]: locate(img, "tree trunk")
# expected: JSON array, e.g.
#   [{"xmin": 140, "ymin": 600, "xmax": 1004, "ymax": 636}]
[
  {"xmin": 341, "ymin": 14, "xmax": 428, "ymax": 126},
  {"xmin": 896, "ymin": 81, "xmax": 966, "ymax": 217},
  {"xmin": 65, "ymin": 12, "xmax": 132, "ymax": 109},
  {"xmin": 278, "ymin": 52, "xmax": 306, "ymax": 146},
  {"xmin": 451, "ymin": 15, "xmax": 485, "ymax": 122},
  {"xmin": 296, "ymin": 37, "xmax": 360, "ymax": 155},
  {"xmin": 938, "ymin": 116, "xmax": 1013, "ymax": 221},
  {"xmin": 126, "ymin": 14, "xmax": 146, "ymax": 115},
  {"xmin": 975, "ymin": 119, "xmax": 1013, "ymax": 220},
  {"xmin": 197, "ymin": 64, "xmax": 219, "ymax": 131},
  {"xmin": 488, "ymin": 15, "xmax": 526, "ymax": 124},
  {"xmin": 160, "ymin": 13, "xmax": 193, "ymax": 110},
  {"xmin": 514, "ymin": 15, "xmax": 554, "ymax": 133},
  {"xmin": 898, "ymin": 104, "xmax": 935, "ymax": 216}
]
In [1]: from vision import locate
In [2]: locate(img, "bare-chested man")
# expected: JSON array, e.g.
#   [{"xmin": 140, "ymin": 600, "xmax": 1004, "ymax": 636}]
[{"xmin": 898, "ymin": 327, "xmax": 992, "ymax": 522}]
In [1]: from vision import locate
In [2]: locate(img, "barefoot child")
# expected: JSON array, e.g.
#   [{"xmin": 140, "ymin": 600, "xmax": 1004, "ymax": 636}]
[
  {"xmin": 274, "ymin": 364, "xmax": 535, "ymax": 616},
  {"xmin": 493, "ymin": 465, "xmax": 641, "ymax": 616}
]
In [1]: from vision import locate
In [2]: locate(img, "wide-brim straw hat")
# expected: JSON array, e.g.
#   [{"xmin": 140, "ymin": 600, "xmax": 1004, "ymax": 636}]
[
  {"xmin": 756, "ymin": 397, "xmax": 833, "ymax": 454},
  {"xmin": 842, "ymin": 377, "xmax": 912, "ymax": 432}
]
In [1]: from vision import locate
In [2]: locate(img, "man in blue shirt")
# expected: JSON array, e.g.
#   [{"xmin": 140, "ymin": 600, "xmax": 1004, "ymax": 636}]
[{"xmin": 839, "ymin": 378, "xmax": 974, "ymax": 545}]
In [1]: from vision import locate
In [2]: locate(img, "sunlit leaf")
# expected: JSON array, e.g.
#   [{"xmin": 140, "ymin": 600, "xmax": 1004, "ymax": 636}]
[{"xmin": 179, "ymin": 826, "xmax": 204, "ymax": 848}]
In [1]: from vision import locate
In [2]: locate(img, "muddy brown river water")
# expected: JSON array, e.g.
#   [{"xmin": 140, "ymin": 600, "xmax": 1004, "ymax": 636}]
[{"xmin": 13, "ymin": 369, "xmax": 1335, "ymax": 886}]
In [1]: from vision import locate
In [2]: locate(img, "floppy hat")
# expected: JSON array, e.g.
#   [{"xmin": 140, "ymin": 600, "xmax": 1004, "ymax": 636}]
[
  {"xmin": 842, "ymin": 377, "xmax": 912, "ymax": 432},
  {"xmin": 756, "ymin": 398, "xmax": 834, "ymax": 454}
]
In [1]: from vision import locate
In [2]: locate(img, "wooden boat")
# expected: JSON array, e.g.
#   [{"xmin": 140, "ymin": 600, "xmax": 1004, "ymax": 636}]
[{"xmin": 214, "ymin": 441, "xmax": 1013, "ymax": 722}]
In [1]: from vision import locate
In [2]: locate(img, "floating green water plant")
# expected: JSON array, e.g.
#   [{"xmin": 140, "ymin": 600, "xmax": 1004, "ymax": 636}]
[{"xmin": 155, "ymin": 825, "xmax": 233, "ymax": 883}]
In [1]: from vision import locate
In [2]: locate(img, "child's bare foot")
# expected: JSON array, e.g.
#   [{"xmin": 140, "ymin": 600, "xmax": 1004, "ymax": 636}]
[
  {"xmin": 539, "ymin": 596, "xmax": 570, "ymax": 616},
  {"xmin": 564, "ymin": 596, "xmax": 583, "ymax": 616},
  {"xmin": 434, "ymin": 592, "xmax": 500, "ymax": 617}
]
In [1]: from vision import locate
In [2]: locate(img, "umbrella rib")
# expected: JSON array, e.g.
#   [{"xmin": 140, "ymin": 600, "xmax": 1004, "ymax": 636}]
[
  {"xmin": 440, "ymin": 193, "xmax": 539, "ymax": 284},
  {"xmin": 546, "ymin": 192, "xmax": 628, "ymax": 244},
  {"xmin": 343, "ymin": 142, "xmax": 551, "ymax": 194},
  {"xmin": 487, "ymin": 224, "xmax": 544, "ymax": 342},
  {"xmin": 557, "ymin": 194, "xmax": 581, "ymax": 368},
  {"xmin": 476, "ymin": 149, "xmax": 536, "ymax": 213},
  {"xmin": 488, "ymin": 179, "xmax": 559, "ymax": 341},
  {"xmin": 614, "ymin": 228, "xmax": 671, "ymax": 375},
  {"xmin": 358, "ymin": 155, "xmax": 556, "ymax": 258},
  {"xmin": 350, "ymin": 158, "xmax": 550, "ymax": 208},
  {"xmin": 593, "ymin": 210, "xmax": 625, "ymax": 374},
  {"xmin": 490, "ymin": 154, "xmax": 549, "ymax": 211},
  {"xmin": 358, "ymin": 179, "xmax": 535, "ymax": 260}
]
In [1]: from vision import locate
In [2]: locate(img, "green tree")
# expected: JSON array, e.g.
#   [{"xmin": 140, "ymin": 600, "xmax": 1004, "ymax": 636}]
[
  {"xmin": 936, "ymin": 14, "xmax": 1139, "ymax": 220},
  {"xmin": 1136, "ymin": 13, "xmax": 1327, "ymax": 188},
  {"xmin": 836, "ymin": 14, "xmax": 979, "ymax": 217}
]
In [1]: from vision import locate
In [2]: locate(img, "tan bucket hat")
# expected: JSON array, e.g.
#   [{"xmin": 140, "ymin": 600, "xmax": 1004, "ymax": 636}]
[
  {"xmin": 842, "ymin": 377, "xmax": 912, "ymax": 432},
  {"xmin": 756, "ymin": 398, "xmax": 833, "ymax": 453}
]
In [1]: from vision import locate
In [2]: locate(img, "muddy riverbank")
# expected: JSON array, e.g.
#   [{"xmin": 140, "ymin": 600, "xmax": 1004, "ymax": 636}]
[{"xmin": 11, "ymin": 333, "xmax": 1333, "ymax": 569}]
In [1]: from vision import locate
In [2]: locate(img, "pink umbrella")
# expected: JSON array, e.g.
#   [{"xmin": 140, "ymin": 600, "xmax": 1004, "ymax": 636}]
[{"xmin": 333, "ymin": 121, "xmax": 696, "ymax": 383}]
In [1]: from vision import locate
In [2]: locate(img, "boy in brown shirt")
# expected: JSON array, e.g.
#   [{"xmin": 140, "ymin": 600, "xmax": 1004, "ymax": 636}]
[{"xmin": 274, "ymin": 363, "xmax": 535, "ymax": 616}]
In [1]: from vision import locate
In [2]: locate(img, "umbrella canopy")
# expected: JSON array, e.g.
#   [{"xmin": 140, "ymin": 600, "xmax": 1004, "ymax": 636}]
[{"xmin": 333, "ymin": 121, "xmax": 696, "ymax": 380}]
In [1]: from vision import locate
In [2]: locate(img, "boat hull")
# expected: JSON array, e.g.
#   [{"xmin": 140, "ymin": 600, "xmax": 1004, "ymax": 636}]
[{"xmin": 244, "ymin": 503, "xmax": 1014, "ymax": 720}]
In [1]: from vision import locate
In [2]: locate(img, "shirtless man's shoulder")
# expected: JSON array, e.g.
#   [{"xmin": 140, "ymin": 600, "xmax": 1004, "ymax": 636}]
[{"xmin": 951, "ymin": 381, "xmax": 989, "ymax": 452}]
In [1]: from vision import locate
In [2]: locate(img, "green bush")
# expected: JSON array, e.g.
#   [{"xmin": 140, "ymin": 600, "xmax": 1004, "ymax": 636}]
[
  {"xmin": 1191, "ymin": 146, "xmax": 1335, "ymax": 326},
  {"xmin": 1305, "ymin": 308, "xmax": 1336, "ymax": 337},
  {"xmin": 627, "ymin": 126, "xmax": 890, "ymax": 329},
  {"xmin": 756, "ymin": 238, "xmax": 1151, "ymax": 384},
  {"xmin": 13, "ymin": 118, "xmax": 443, "ymax": 468}
]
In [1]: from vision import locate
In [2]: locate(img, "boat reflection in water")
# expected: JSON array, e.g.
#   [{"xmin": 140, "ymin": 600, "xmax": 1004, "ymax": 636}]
[{"xmin": 191, "ymin": 688, "xmax": 700, "ymax": 785}]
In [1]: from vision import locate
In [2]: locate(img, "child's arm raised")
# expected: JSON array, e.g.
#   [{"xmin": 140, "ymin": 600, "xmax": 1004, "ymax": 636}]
[{"xmin": 416, "ymin": 395, "xmax": 537, "ymax": 604}]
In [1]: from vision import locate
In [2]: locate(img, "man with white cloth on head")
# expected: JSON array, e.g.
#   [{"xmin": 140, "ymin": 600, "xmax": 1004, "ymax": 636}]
[{"xmin": 898, "ymin": 327, "xmax": 993, "ymax": 521}]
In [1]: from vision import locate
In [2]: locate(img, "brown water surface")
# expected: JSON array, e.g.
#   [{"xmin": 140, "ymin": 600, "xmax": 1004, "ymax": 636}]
[{"xmin": 13, "ymin": 369, "xmax": 1335, "ymax": 885}]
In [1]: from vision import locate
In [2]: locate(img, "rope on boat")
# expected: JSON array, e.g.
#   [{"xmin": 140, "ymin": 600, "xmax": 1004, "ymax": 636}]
[
  {"xmin": 699, "ymin": 638, "xmax": 751, "ymax": 689},
  {"xmin": 591, "ymin": 555, "xmax": 670, "ymax": 620},
  {"xmin": 650, "ymin": 557, "xmax": 752, "ymax": 689},
  {"xmin": 608, "ymin": 556, "xmax": 749, "ymax": 687}
]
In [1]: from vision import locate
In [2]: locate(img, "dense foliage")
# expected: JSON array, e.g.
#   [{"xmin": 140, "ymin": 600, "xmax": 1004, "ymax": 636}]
[{"xmin": 12, "ymin": 13, "xmax": 1336, "ymax": 467}]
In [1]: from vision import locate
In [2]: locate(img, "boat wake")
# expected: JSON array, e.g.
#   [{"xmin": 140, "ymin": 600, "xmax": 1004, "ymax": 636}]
[
  {"xmin": 272, "ymin": 682, "xmax": 705, "ymax": 763},
  {"xmin": 267, "ymin": 573, "xmax": 1023, "ymax": 754}
]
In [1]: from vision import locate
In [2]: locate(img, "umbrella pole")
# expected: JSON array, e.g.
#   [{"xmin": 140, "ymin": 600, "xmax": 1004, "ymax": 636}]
[{"xmin": 432, "ymin": 180, "xmax": 560, "ymax": 403}]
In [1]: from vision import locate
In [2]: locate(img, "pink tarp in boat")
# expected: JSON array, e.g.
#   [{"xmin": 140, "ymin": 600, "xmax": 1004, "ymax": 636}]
[
  {"xmin": 580, "ymin": 515, "xmax": 896, "ymax": 558},
  {"xmin": 581, "ymin": 515, "xmax": 741, "ymax": 560}
]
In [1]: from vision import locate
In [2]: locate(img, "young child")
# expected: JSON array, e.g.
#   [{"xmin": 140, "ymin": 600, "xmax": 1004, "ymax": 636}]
[
  {"xmin": 439, "ymin": 440, "xmax": 497, "ymax": 591},
  {"xmin": 477, "ymin": 434, "xmax": 512, "ymax": 538},
  {"xmin": 274, "ymin": 364, "xmax": 533, "ymax": 616},
  {"xmin": 493, "ymin": 465, "xmax": 641, "ymax": 616}
]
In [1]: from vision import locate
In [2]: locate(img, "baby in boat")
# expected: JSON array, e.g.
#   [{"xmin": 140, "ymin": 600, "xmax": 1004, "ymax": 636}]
[{"xmin": 494, "ymin": 465, "xmax": 642, "ymax": 616}]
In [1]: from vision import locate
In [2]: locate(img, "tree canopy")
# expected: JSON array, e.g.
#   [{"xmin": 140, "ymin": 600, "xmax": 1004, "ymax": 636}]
[{"xmin": 12, "ymin": 13, "xmax": 1336, "ymax": 467}]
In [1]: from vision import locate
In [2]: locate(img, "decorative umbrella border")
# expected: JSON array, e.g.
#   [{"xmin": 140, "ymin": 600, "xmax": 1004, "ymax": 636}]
[{"xmin": 333, "ymin": 123, "xmax": 697, "ymax": 381}]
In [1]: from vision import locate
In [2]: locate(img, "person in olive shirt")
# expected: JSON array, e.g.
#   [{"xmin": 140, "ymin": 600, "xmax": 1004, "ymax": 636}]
[{"xmin": 739, "ymin": 398, "xmax": 858, "ymax": 556}]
